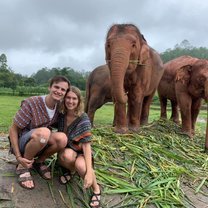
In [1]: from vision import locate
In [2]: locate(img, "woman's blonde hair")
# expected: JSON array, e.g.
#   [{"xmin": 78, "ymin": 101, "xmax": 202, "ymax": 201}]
[{"xmin": 60, "ymin": 86, "xmax": 84, "ymax": 116}]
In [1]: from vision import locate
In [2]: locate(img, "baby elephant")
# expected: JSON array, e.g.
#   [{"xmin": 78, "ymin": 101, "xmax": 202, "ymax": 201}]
[
  {"xmin": 84, "ymin": 64, "xmax": 113, "ymax": 126},
  {"xmin": 158, "ymin": 55, "xmax": 199, "ymax": 125},
  {"xmin": 158, "ymin": 55, "xmax": 208, "ymax": 138}
]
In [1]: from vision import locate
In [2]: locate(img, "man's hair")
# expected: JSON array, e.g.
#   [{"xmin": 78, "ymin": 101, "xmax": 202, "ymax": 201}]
[{"xmin": 49, "ymin": 75, "xmax": 70, "ymax": 87}]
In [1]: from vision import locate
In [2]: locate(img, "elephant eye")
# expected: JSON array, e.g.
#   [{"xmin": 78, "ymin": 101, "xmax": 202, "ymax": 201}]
[
  {"xmin": 198, "ymin": 77, "xmax": 205, "ymax": 83},
  {"xmin": 132, "ymin": 41, "xmax": 136, "ymax": 48}
]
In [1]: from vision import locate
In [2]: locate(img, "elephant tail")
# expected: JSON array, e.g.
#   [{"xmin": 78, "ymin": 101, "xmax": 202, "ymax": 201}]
[{"xmin": 84, "ymin": 73, "xmax": 92, "ymax": 113}]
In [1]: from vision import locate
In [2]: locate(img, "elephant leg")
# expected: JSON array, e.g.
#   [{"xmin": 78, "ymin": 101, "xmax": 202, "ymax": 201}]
[
  {"xmin": 170, "ymin": 101, "xmax": 179, "ymax": 124},
  {"xmin": 114, "ymin": 103, "xmax": 128, "ymax": 133},
  {"xmin": 87, "ymin": 96, "xmax": 106, "ymax": 126},
  {"xmin": 127, "ymin": 93, "xmax": 143, "ymax": 132},
  {"xmin": 191, "ymin": 98, "xmax": 202, "ymax": 135},
  {"xmin": 159, "ymin": 96, "xmax": 167, "ymax": 119},
  {"xmin": 141, "ymin": 92, "xmax": 155, "ymax": 125},
  {"xmin": 177, "ymin": 93, "xmax": 192, "ymax": 137}
]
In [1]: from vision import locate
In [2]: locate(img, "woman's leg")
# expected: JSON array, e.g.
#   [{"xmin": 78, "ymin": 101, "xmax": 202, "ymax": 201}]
[
  {"xmin": 75, "ymin": 156, "xmax": 100, "ymax": 207},
  {"xmin": 58, "ymin": 148, "xmax": 77, "ymax": 172}
]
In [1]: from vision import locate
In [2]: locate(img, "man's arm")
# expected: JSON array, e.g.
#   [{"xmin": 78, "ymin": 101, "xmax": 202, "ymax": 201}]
[{"xmin": 9, "ymin": 123, "xmax": 22, "ymax": 159}]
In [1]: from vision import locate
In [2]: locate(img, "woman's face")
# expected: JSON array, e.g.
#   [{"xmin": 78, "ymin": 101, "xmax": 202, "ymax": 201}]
[{"xmin": 64, "ymin": 91, "xmax": 79, "ymax": 111}]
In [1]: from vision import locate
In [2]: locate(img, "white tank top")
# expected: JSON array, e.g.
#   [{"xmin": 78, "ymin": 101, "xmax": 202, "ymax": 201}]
[{"xmin": 41, "ymin": 95, "xmax": 56, "ymax": 120}]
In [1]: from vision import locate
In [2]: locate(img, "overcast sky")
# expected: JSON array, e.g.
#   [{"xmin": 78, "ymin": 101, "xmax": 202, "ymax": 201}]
[{"xmin": 0, "ymin": 0, "xmax": 208, "ymax": 76}]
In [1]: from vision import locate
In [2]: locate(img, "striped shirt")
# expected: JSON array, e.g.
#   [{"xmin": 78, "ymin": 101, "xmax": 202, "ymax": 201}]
[
  {"xmin": 13, "ymin": 96, "xmax": 59, "ymax": 136},
  {"xmin": 58, "ymin": 112, "xmax": 92, "ymax": 153}
]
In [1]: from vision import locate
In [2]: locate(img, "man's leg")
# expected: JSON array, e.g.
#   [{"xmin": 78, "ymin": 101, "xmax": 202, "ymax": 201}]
[{"xmin": 34, "ymin": 132, "xmax": 67, "ymax": 179}]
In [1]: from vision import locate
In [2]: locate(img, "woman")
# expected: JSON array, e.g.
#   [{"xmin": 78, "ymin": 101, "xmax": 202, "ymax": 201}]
[{"xmin": 58, "ymin": 86, "xmax": 101, "ymax": 208}]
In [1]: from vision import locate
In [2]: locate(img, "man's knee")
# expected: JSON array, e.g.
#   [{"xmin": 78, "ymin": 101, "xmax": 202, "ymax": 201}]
[
  {"xmin": 31, "ymin": 127, "xmax": 51, "ymax": 144},
  {"xmin": 51, "ymin": 132, "xmax": 67, "ymax": 148}
]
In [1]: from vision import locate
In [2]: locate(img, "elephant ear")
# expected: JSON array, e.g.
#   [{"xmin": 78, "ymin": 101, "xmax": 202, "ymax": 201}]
[
  {"xmin": 175, "ymin": 65, "xmax": 192, "ymax": 85},
  {"xmin": 139, "ymin": 43, "xmax": 150, "ymax": 64}
]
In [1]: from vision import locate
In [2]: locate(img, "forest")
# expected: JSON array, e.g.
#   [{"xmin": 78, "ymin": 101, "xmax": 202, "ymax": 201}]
[{"xmin": 1, "ymin": 39, "xmax": 208, "ymax": 95}]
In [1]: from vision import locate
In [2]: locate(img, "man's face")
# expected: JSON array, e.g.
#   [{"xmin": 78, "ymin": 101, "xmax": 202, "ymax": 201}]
[{"xmin": 48, "ymin": 81, "xmax": 69, "ymax": 101}]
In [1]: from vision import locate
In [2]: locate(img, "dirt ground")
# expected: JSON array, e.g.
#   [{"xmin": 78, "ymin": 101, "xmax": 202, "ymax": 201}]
[{"xmin": 1, "ymin": 136, "xmax": 208, "ymax": 208}]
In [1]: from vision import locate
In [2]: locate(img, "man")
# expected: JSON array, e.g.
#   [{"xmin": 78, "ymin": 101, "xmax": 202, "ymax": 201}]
[{"xmin": 9, "ymin": 75, "xmax": 70, "ymax": 189}]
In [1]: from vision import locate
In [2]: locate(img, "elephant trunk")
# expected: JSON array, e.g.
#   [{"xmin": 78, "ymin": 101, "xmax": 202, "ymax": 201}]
[
  {"xmin": 110, "ymin": 48, "xmax": 129, "ymax": 104},
  {"xmin": 205, "ymin": 103, "xmax": 208, "ymax": 151},
  {"xmin": 205, "ymin": 79, "xmax": 208, "ymax": 102}
]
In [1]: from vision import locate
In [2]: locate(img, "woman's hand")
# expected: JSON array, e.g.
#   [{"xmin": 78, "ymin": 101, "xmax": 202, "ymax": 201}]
[{"xmin": 83, "ymin": 171, "xmax": 93, "ymax": 189}]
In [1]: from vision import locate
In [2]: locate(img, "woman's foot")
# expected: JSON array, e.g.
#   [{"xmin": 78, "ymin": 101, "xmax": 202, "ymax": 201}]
[
  {"xmin": 90, "ymin": 184, "xmax": 101, "ymax": 208},
  {"xmin": 59, "ymin": 172, "xmax": 71, "ymax": 184},
  {"xmin": 90, "ymin": 191, "xmax": 101, "ymax": 208},
  {"xmin": 16, "ymin": 165, "xmax": 35, "ymax": 189}
]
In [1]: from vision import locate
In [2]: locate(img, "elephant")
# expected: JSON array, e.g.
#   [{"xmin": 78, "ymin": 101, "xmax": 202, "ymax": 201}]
[
  {"xmin": 175, "ymin": 59, "xmax": 208, "ymax": 140},
  {"xmin": 158, "ymin": 55, "xmax": 199, "ymax": 124},
  {"xmin": 105, "ymin": 23, "xmax": 164, "ymax": 133},
  {"xmin": 84, "ymin": 64, "xmax": 112, "ymax": 126}
]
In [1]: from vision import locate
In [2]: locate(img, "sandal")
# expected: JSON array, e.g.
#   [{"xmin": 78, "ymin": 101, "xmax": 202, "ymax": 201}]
[
  {"xmin": 16, "ymin": 168, "xmax": 35, "ymax": 190},
  {"xmin": 33, "ymin": 161, "xmax": 51, "ymax": 180},
  {"xmin": 59, "ymin": 172, "xmax": 71, "ymax": 185},
  {"xmin": 90, "ymin": 192, "xmax": 101, "ymax": 208},
  {"xmin": 59, "ymin": 167, "xmax": 75, "ymax": 185}
]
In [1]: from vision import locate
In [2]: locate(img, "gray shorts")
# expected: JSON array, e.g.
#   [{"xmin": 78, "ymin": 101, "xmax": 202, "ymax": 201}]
[{"xmin": 19, "ymin": 130, "xmax": 35, "ymax": 154}]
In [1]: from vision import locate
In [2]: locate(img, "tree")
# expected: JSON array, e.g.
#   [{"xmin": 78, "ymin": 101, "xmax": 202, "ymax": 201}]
[{"xmin": 0, "ymin": 53, "xmax": 9, "ymax": 72}]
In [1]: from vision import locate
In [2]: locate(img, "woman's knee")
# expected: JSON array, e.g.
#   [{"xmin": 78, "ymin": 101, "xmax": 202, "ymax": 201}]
[{"xmin": 58, "ymin": 149, "xmax": 76, "ymax": 164}]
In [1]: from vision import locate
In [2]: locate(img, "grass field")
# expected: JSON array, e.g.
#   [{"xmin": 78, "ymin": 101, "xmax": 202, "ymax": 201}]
[
  {"xmin": 1, "ymin": 96, "xmax": 208, "ymax": 207},
  {"xmin": 0, "ymin": 95, "xmax": 207, "ymax": 134},
  {"xmin": 0, "ymin": 95, "xmax": 28, "ymax": 133}
]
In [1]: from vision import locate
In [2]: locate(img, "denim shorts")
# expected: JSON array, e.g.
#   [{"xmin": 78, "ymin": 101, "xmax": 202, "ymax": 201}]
[{"xmin": 19, "ymin": 130, "xmax": 35, "ymax": 154}]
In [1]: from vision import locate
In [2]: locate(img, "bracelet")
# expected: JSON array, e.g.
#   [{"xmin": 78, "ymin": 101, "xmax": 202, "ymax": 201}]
[{"xmin": 16, "ymin": 155, "xmax": 21, "ymax": 159}]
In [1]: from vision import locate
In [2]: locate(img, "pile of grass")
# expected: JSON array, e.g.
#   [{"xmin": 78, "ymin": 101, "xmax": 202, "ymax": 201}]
[
  {"xmin": 4, "ymin": 119, "xmax": 207, "ymax": 207},
  {"xmin": 87, "ymin": 119, "xmax": 207, "ymax": 207}
]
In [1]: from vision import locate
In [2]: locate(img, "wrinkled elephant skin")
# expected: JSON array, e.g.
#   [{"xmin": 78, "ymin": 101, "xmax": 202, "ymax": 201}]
[
  {"xmin": 85, "ymin": 65, "xmax": 112, "ymax": 126},
  {"xmin": 158, "ymin": 55, "xmax": 199, "ymax": 124},
  {"xmin": 158, "ymin": 56, "xmax": 208, "ymax": 142},
  {"xmin": 105, "ymin": 24, "xmax": 164, "ymax": 133}
]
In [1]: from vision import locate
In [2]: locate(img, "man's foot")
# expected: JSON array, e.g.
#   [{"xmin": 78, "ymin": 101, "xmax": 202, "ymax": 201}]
[
  {"xmin": 16, "ymin": 165, "xmax": 35, "ymax": 190},
  {"xmin": 33, "ymin": 161, "xmax": 51, "ymax": 180}
]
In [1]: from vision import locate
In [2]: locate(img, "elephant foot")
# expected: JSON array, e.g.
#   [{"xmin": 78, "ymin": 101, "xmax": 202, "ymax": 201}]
[
  {"xmin": 140, "ymin": 120, "xmax": 148, "ymax": 126},
  {"xmin": 113, "ymin": 127, "xmax": 128, "ymax": 134},
  {"xmin": 171, "ymin": 118, "xmax": 180, "ymax": 125},
  {"xmin": 129, "ymin": 126, "xmax": 140, "ymax": 133},
  {"xmin": 204, "ymin": 147, "xmax": 208, "ymax": 154},
  {"xmin": 181, "ymin": 130, "xmax": 193, "ymax": 138}
]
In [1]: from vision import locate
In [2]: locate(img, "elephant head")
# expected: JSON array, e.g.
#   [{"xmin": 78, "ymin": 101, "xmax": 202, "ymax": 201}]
[
  {"xmin": 176, "ymin": 60, "xmax": 208, "ymax": 101},
  {"xmin": 105, "ymin": 24, "xmax": 149, "ymax": 104}
]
